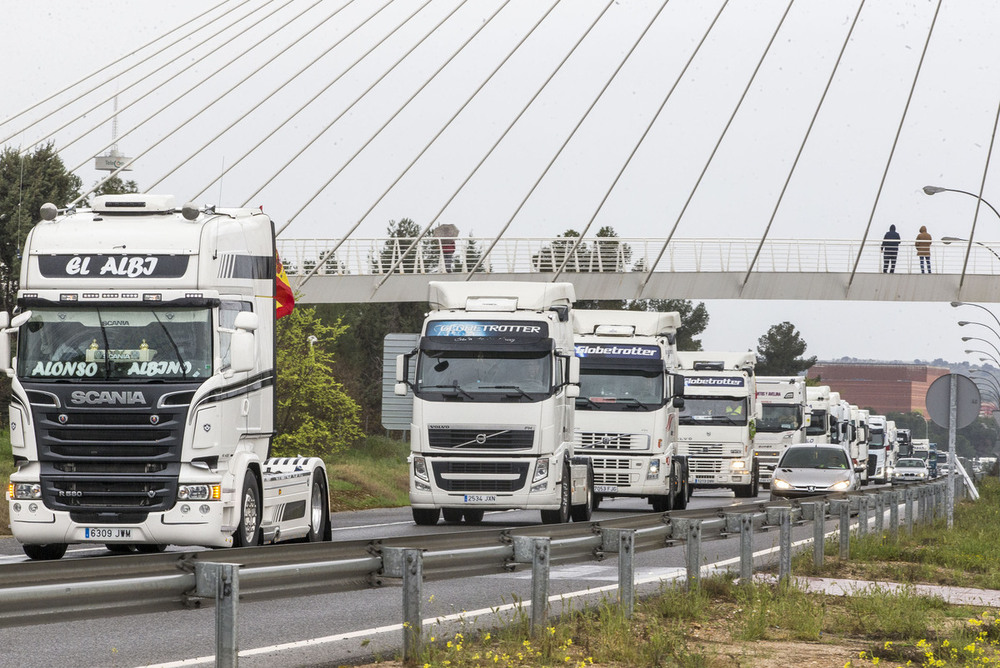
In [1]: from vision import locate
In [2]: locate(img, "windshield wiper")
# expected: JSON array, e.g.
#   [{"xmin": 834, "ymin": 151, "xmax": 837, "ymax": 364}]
[
  {"xmin": 478, "ymin": 384, "xmax": 532, "ymax": 399},
  {"xmin": 576, "ymin": 396, "xmax": 603, "ymax": 410},
  {"xmin": 421, "ymin": 382, "xmax": 474, "ymax": 400},
  {"xmin": 612, "ymin": 397, "xmax": 650, "ymax": 411}
]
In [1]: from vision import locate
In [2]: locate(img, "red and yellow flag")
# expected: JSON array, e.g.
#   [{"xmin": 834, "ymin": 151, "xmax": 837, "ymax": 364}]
[{"xmin": 275, "ymin": 254, "xmax": 294, "ymax": 319}]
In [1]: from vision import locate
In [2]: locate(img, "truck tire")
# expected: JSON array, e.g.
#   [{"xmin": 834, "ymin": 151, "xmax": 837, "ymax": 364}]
[
  {"xmin": 651, "ymin": 495, "xmax": 671, "ymax": 513},
  {"xmin": 570, "ymin": 462, "xmax": 594, "ymax": 522},
  {"xmin": 540, "ymin": 461, "xmax": 571, "ymax": 524},
  {"xmin": 463, "ymin": 509, "xmax": 485, "ymax": 524},
  {"xmin": 307, "ymin": 471, "xmax": 329, "ymax": 543},
  {"xmin": 233, "ymin": 475, "xmax": 262, "ymax": 547},
  {"xmin": 734, "ymin": 461, "xmax": 759, "ymax": 498},
  {"xmin": 106, "ymin": 544, "xmax": 132, "ymax": 554},
  {"xmin": 23, "ymin": 543, "xmax": 67, "ymax": 561},
  {"xmin": 592, "ymin": 494, "xmax": 602, "ymax": 511},
  {"xmin": 442, "ymin": 508, "xmax": 464, "ymax": 523},
  {"xmin": 674, "ymin": 459, "xmax": 689, "ymax": 510},
  {"xmin": 412, "ymin": 507, "xmax": 440, "ymax": 526}
]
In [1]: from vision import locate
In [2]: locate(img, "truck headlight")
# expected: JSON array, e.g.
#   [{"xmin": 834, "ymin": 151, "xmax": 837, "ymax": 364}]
[
  {"xmin": 177, "ymin": 484, "xmax": 220, "ymax": 501},
  {"xmin": 533, "ymin": 458, "xmax": 550, "ymax": 483},
  {"xmin": 730, "ymin": 460, "xmax": 746, "ymax": 471},
  {"xmin": 413, "ymin": 456, "xmax": 429, "ymax": 482},
  {"xmin": 10, "ymin": 483, "xmax": 42, "ymax": 500},
  {"xmin": 647, "ymin": 458, "xmax": 660, "ymax": 479}
]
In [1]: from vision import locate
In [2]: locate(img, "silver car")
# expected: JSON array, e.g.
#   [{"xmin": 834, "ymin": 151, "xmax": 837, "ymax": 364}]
[
  {"xmin": 769, "ymin": 445, "xmax": 859, "ymax": 500},
  {"xmin": 891, "ymin": 457, "xmax": 929, "ymax": 483}
]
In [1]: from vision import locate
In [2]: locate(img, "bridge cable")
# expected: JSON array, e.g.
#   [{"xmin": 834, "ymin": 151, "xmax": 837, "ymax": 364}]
[
  {"xmin": 363, "ymin": 0, "xmax": 573, "ymax": 293},
  {"xmin": 957, "ymin": 93, "xmax": 1000, "ymax": 288},
  {"xmin": 741, "ymin": 0, "xmax": 866, "ymax": 291},
  {"xmin": 47, "ymin": 0, "xmax": 284, "ymax": 160},
  {"xmin": 297, "ymin": 0, "xmax": 565, "ymax": 286},
  {"xmin": 250, "ymin": 0, "xmax": 459, "ymax": 219},
  {"xmin": 0, "ymin": 0, "xmax": 236, "ymax": 143},
  {"xmin": 639, "ymin": 0, "xmax": 794, "ymax": 295},
  {"xmin": 67, "ymin": 0, "xmax": 333, "ymax": 205},
  {"xmin": 150, "ymin": 0, "xmax": 390, "ymax": 194},
  {"xmin": 846, "ymin": 0, "xmax": 942, "ymax": 290},
  {"xmin": 552, "ymin": 0, "xmax": 728, "ymax": 282},
  {"xmin": 280, "ymin": 0, "xmax": 532, "ymax": 287}
]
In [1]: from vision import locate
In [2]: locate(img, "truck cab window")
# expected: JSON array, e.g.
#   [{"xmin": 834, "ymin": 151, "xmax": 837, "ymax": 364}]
[{"xmin": 219, "ymin": 300, "xmax": 253, "ymax": 369}]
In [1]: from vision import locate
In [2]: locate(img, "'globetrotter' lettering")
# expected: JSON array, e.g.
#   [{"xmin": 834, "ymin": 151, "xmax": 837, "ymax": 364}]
[
  {"xmin": 685, "ymin": 376, "xmax": 745, "ymax": 387},
  {"xmin": 427, "ymin": 321, "xmax": 545, "ymax": 337},
  {"xmin": 575, "ymin": 344, "xmax": 660, "ymax": 359}
]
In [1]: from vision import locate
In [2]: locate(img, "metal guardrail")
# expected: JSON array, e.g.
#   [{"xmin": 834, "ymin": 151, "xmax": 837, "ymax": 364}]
[{"xmin": 276, "ymin": 237, "xmax": 1000, "ymax": 280}]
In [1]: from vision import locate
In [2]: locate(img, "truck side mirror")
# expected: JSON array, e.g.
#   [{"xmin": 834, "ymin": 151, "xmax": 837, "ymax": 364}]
[
  {"xmin": 803, "ymin": 413, "xmax": 812, "ymax": 428},
  {"xmin": 230, "ymin": 330, "xmax": 255, "ymax": 372},
  {"xmin": 568, "ymin": 356, "xmax": 580, "ymax": 385},
  {"xmin": 672, "ymin": 373, "xmax": 685, "ymax": 398},
  {"xmin": 672, "ymin": 396, "xmax": 684, "ymax": 409},
  {"xmin": 396, "ymin": 353, "xmax": 408, "ymax": 383},
  {"xmin": 566, "ymin": 384, "xmax": 580, "ymax": 398},
  {"xmin": 0, "ymin": 312, "xmax": 10, "ymax": 377}
]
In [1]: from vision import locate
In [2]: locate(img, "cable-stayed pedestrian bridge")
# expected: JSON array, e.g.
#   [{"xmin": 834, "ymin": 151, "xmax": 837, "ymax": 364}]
[{"xmin": 278, "ymin": 236, "xmax": 1000, "ymax": 304}]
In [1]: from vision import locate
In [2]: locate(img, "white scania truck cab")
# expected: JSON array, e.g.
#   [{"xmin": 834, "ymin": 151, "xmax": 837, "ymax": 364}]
[
  {"xmin": 396, "ymin": 281, "xmax": 592, "ymax": 525},
  {"xmin": 754, "ymin": 376, "xmax": 810, "ymax": 486},
  {"xmin": 572, "ymin": 310, "xmax": 688, "ymax": 512},
  {"xmin": 675, "ymin": 352, "xmax": 759, "ymax": 498},
  {"xmin": 805, "ymin": 384, "xmax": 835, "ymax": 444},
  {"xmin": 3, "ymin": 195, "xmax": 330, "ymax": 560}
]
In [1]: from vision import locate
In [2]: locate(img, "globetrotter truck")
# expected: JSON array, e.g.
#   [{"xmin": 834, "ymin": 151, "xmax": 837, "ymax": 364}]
[
  {"xmin": 3, "ymin": 194, "xmax": 331, "ymax": 560},
  {"xmin": 572, "ymin": 310, "xmax": 688, "ymax": 512},
  {"xmin": 675, "ymin": 352, "xmax": 759, "ymax": 498},
  {"xmin": 395, "ymin": 281, "xmax": 593, "ymax": 525},
  {"xmin": 754, "ymin": 376, "xmax": 810, "ymax": 485}
]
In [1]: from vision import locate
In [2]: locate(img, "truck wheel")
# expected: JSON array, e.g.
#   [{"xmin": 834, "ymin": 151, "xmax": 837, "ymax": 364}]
[
  {"xmin": 651, "ymin": 495, "xmax": 671, "ymax": 513},
  {"xmin": 233, "ymin": 475, "xmax": 262, "ymax": 547},
  {"xmin": 734, "ymin": 461, "xmax": 759, "ymax": 498},
  {"xmin": 412, "ymin": 508, "xmax": 440, "ymax": 526},
  {"xmin": 674, "ymin": 477, "xmax": 689, "ymax": 510},
  {"xmin": 307, "ymin": 472, "xmax": 329, "ymax": 542},
  {"xmin": 23, "ymin": 543, "xmax": 67, "ymax": 561},
  {"xmin": 463, "ymin": 509, "xmax": 485, "ymax": 524},
  {"xmin": 442, "ymin": 508, "xmax": 464, "ymax": 523},
  {"xmin": 540, "ymin": 461, "xmax": 571, "ymax": 524},
  {"xmin": 570, "ymin": 462, "xmax": 594, "ymax": 522},
  {"xmin": 593, "ymin": 494, "xmax": 602, "ymax": 511}
]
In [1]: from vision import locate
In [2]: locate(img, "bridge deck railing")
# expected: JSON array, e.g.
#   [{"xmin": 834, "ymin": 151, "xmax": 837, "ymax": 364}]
[{"xmin": 276, "ymin": 237, "xmax": 1000, "ymax": 278}]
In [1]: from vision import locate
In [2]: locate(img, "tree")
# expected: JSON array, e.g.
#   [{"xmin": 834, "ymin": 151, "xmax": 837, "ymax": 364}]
[
  {"xmin": 273, "ymin": 304, "xmax": 363, "ymax": 458},
  {"xmin": 86, "ymin": 174, "xmax": 140, "ymax": 201},
  {"xmin": 0, "ymin": 142, "xmax": 82, "ymax": 313},
  {"xmin": 755, "ymin": 321, "xmax": 817, "ymax": 375}
]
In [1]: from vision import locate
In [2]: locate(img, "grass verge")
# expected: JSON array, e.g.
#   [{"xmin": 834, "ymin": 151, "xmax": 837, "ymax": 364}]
[{"xmin": 327, "ymin": 434, "xmax": 410, "ymax": 511}]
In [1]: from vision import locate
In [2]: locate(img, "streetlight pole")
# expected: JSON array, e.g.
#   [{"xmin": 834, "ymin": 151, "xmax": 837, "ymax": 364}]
[
  {"xmin": 961, "ymin": 336, "xmax": 1000, "ymax": 361},
  {"xmin": 942, "ymin": 237, "xmax": 1000, "ymax": 263},
  {"xmin": 924, "ymin": 186, "xmax": 1000, "ymax": 220},
  {"xmin": 970, "ymin": 369, "xmax": 1000, "ymax": 398},
  {"xmin": 925, "ymin": 185, "xmax": 1000, "ymax": 285}
]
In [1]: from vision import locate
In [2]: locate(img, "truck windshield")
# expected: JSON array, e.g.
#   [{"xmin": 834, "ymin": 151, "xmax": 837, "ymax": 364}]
[
  {"xmin": 757, "ymin": 405, "xmax": 802, "ymax": 432},
  {"xmin": 806, "ymin": 409, "xmax": 827, "ymax": 435},
  {"xmin": 679, "ymin": 397, "xmax": 748, "ymax": 425},
  {"xmin": 415, "ymin": 349, "xmax": 552, "ymax": 400},
  {"xmin": 577, "ymin": 366, "xmax": 663, "ymax": 411},
  {"xmin": 18, "ymin": 306, "xmax": 212, "ymax": 381},
  {"xmin": 869, "ymin": 431, "xmax": 885, "ymax": 447}
]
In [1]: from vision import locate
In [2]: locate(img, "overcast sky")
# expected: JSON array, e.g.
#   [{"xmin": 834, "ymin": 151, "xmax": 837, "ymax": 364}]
[{"xmin": 3, "ymin": 0, "xmax": 1000, "ymax": 365}]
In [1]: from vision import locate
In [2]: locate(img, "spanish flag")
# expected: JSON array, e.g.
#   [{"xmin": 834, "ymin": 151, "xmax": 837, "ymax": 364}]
[{"xmin": 275, "ymin": 254, "xmax": 294, "ymax": 319}]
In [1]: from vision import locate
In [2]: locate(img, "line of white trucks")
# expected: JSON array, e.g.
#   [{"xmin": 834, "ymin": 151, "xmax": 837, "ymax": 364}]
[{"xmin": 0, "ymin": 196, "xmax": 926, "ymax": 559}]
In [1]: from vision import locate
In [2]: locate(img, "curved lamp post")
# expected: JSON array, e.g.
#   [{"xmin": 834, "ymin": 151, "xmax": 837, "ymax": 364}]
[
  {"xmin": 951, "ymin": 302, "xmax": 1000, "ymax": 332},
  {"xmin": 962, "ymin": 336, "xmax": 1000, "ymax": 360},
  {"xmin": 970, "ymin": 368, "xmax": 1000, "ymax": 396},
  {"xmin": 924, "ymin": 186, "xmax": 1000, "ymax": 221},
  {"xmin": 942, "ymin": 236, "xmax": 1000, "ymax": 263}
]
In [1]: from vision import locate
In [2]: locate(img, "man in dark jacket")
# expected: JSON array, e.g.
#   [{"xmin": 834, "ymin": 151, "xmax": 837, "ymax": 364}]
[{"xmin": 881, "ymin": 224, "xmax": 901, "ymax": 273}]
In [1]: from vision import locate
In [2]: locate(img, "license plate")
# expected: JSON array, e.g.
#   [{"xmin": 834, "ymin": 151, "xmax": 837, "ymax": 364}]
[
  {"xmin": 594, "ymin": 485, "xmax": 618, "ymax": 493},
  {"xmin": 84, "ymin": 527, "xmax": 132, "ymax": 540},
  {"xmin": 463, "ymin": 495, "xmax": 496, "ymax": 503},
  {"xmin": 695, "ymin": 477, "xmax": 714, "ymax": 484}
]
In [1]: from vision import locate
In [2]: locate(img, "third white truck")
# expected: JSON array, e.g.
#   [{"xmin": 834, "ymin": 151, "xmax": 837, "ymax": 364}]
[{"xmin": 754, "ymin": 376, "xmax": 810, "ymax": 486}]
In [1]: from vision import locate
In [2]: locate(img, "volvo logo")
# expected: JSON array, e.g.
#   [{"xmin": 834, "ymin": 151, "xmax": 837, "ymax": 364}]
[
  {"xmin": 601, "ymin": 436, "xmax": 611, "ymax": 445},
  {"xmin": 475, "ymin": 433, "xmax": 487, "ymax": 444}
]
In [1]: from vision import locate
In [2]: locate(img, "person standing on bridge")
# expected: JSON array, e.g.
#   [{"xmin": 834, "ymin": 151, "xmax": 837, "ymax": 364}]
[
  {"xmin": 881, "ymin": 224, "xmax": 901, "ymax": 273},
  {"xmin": 916, "ymin": 225, "xmax": 932, "ymax": 273}
]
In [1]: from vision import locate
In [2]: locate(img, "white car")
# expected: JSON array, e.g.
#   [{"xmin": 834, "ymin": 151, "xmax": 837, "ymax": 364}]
[
  {"xmin": 769, "ymin": 445, "xmax": 859, "ymax": 500},
  {"xmin": 891, "ymin": 458, "xmax": 929, "ymax": 483}
]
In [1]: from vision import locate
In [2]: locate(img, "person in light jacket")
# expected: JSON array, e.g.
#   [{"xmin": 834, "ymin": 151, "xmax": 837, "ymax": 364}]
[{"xmin": 916, "ymin": 226, "xmax": 932, "ymax": 273}]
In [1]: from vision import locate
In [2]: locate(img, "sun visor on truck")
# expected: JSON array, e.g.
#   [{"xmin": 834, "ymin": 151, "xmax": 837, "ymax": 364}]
[
  {"xmin": 575, "ymin": 343, "xmax": 663, "ymax": 369},
  {"xmin": 421, "ymin": 319, "xmax": 552, "ymax": 352}
]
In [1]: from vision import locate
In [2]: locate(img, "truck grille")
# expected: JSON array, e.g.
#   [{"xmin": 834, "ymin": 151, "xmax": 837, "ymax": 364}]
[
  {"xmin": 27, "ymin": 383, "xmax": 194, "ymax": 515},
  {"xmin": 430, "ymin": 460, "xmax": 530, "ymax": 492},
  {"xmin": 576, "ymin": 432, "xmax": 649, "ymax": 451},
  {"xmin": 589, "ymin": 457, "xmax": 631, "ymax": 470},
  {"xmin": 688, "ymin": 458, "xmax": 723, "ymax": 474},
  {"xmin": 677, "ymin": 443, "xmax": 727, "ymax": 457},
  {"xmin": 594, "ymin": 472, "xmax": 631, "ymax": 486},
  {"xmin": 427, "ymin": 428, "xmax": 534, "ymax": 451}
]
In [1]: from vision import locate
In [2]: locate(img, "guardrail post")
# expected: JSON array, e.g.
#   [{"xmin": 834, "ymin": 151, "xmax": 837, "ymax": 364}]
[
  {"xmin": 778, "ymin": 508, "xmax": 791, "ymax": 582},
  {"xmin": 674, "ymin": 519, "xmax": 702, "ymax": 590},
  {"xmin": 195, "ymin": 562, "xmax": 240, "ymax": 668},
  {"xmin": 873, "ymin": 492, "xmax": 885, "ymax": 534},
  {"xmin": 857, "ymin": 496, "xmax": 869, "ymax": 537},
  {"xmin": 829, "ymin": 500, "xmax": 849, "ymax": 560},
  {"xmin": 619, "ymin": 530, "xmax": 636, "ymax": 617},
  {"xmin": 804, "ymin": 501, "xmax": 825, "ymax": 569},
  {"xmin": 402, "ymin": 549, "xmax": 423, "ymax": 662},
  {"xmin": 531, "ymin": 538, "xmax": 550, "ymax": 635},
  {"xmin": 740, "ymin": 514, "xmax": 754, "ymax": 583},
  {"xmin": 905, "ymin": 488, "xmax": 915, "ymax": 534},
  {"xmin": 889, "ymin": 489, "xmax": 899, "ymax": 537}
]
